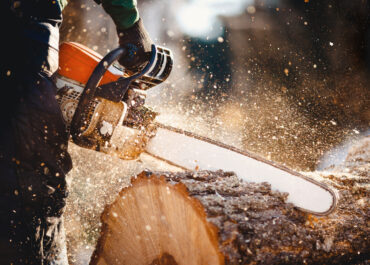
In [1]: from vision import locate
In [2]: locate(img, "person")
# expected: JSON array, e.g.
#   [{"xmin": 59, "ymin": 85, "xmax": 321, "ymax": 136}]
[{"xmin": 0, "ymin": 0, "xmax": 153, "ymax": 264}]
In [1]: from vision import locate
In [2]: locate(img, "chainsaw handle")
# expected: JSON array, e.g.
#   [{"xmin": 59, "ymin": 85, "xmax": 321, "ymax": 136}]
[
  {"xmin": 70, "ymin": 47, "xmax": 124, "ymax": 143},
  {"xmin": 124, "ymin": 46, "xmax": 158, "ymax": 82},
  {"xmin": 70, "ymin": 44, "xmax": 157, "ymax": 143}
]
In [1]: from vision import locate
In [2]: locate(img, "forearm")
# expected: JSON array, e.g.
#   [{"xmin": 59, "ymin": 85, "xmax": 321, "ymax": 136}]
[{"xmin": 92, "ymin": 0, "xmax": 152, "ymax": 71}]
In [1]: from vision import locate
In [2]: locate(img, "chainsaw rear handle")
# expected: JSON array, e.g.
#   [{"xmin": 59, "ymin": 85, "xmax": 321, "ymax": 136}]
[{"xmin": 70, "ymin": 44, "xmax": 157, "ymax": 142}]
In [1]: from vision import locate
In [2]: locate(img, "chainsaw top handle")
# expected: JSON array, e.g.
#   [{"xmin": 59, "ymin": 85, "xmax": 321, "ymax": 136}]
[{"xmin": 70, "ymin": 44, "xmax": 157, "ymax": 142}]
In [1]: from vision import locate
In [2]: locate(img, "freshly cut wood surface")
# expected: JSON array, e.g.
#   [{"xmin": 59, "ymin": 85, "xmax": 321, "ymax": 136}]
[
  {"xmin": 90, "ymin": 171, "xmax": 223, "ymax": 265},
  {"xmin": 90, "ymin": 170, "xmax": 369, "ymax": 265}
]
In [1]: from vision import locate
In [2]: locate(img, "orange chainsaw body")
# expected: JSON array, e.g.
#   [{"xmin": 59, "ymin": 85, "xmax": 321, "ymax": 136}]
[{"xmin": 58, "ymin": 42, "xmax": 123, "ymax": 86}]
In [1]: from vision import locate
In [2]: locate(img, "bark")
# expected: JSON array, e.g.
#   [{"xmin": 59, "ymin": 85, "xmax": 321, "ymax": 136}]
[{"xmin": 90, "ymin": 170, "xmax": 369, "ymax": 264}]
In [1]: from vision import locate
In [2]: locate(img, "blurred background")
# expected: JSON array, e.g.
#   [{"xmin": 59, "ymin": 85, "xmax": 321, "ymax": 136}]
[
  {"xmin": 60, "ymin": 0, "xmax": 369, "ymax": 263},
  {"xmin": 61, "ymin": 0, "xmax": 369, "ymax": 170}
]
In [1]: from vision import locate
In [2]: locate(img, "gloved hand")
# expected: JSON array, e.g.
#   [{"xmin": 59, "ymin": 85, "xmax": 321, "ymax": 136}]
[{"xmin": 117, "ymin": 18, "xmax": 153, "ymax": 72}]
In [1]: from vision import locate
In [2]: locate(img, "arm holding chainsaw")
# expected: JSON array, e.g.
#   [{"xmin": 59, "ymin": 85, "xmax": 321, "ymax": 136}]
[
  {"xmin": 94, "ymin": 0, "xmax": 153, "ymax": 71},
  {"xmin": 0, "ymin": 0, "xmax": 156, "ymax": 263}
]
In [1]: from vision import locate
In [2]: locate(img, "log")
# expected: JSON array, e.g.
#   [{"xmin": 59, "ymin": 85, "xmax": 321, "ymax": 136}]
[{"xmin": 90, "ymin": 170, "xmax": 368, "ymax": 265}]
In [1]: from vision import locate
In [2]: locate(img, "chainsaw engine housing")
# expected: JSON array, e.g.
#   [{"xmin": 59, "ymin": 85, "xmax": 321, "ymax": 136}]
[{"xmin": 55, "ymin": 42, "xmax": 172, "ymax": 158}]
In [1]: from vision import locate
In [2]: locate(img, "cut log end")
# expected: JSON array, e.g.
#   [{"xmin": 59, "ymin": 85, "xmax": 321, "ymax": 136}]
[{"xmin": 90, "ymin": 172, "xmax": 224, "ymax": 265}]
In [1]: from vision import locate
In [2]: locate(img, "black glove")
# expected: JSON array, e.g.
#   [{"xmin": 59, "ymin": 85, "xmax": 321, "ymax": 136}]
[{"xmin": 117, "ymin": 18, "xmax": 153, "ymax": 72}]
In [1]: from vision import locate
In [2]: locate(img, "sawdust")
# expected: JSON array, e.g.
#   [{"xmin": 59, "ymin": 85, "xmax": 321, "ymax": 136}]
[{"xmin": 64, "ymin": 143, "xmax": 182, "ymax": 264}]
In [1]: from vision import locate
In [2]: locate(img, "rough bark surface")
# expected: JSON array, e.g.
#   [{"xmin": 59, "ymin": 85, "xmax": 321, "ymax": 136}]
[{"xmin": 91, "ymin": 169, "xmax": 369, "ymax": 264}]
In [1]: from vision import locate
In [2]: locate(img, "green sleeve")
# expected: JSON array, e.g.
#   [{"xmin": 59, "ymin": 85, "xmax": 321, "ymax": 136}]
[
  {"xmin": 59, "ymin": 0, "xmax": 139, "ymax": 30},
  {"xmin": 100, "ymin": 0, "xmax": 139, "ymax": 30}
]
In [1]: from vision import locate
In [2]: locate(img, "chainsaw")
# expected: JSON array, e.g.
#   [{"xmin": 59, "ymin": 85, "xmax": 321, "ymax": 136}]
[{"xmin": 54, "ymin": 42, "xmax": 336, "ymax": 215}]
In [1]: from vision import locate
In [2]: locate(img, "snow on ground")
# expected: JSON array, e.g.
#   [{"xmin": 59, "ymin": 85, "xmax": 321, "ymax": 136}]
[
  {"xmin": 316, "ymin": 129, "xmax": 369, "ymax": 173},
  {"xmin": 305, "ymin": 131, "xmax": 369, "ymax": 216}
]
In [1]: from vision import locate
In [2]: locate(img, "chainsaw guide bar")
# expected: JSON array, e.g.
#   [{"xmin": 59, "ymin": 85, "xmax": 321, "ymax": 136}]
[{"xmin": 145, "ymin": 123, "xmax": 337, "ymax": 216}]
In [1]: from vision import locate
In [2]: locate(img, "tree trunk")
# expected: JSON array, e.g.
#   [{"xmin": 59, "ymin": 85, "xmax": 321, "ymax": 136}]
[{"xmin": 90, "ymin": 170, "xmax": 368, "ymax": 265}]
